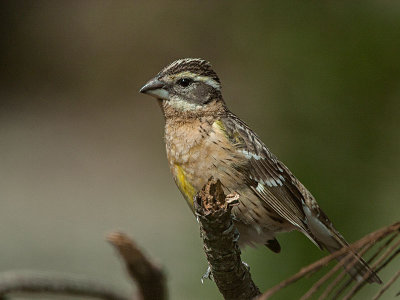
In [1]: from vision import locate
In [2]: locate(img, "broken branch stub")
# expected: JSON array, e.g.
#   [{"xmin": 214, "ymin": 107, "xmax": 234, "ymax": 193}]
[{"xmin": 194, "ymin": 177, "xmax": 261, "ymax": 300}]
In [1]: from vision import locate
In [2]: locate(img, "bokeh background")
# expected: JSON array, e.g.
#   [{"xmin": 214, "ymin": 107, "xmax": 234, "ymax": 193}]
[{"xmin": 1, "ymin": 1, "xmax": 399, "ymax": 299}]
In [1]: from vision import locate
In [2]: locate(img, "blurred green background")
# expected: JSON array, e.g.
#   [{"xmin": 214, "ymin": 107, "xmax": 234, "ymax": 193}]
[{"xmin": 1, "ymin": 1, "xmax": 399, "ymax": 299}]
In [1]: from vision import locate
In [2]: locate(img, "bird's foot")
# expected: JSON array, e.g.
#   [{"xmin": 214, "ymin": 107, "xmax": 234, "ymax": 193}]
[{"xmin": 201, "ymin": 266, "xmax": 213, "ymax": 284}]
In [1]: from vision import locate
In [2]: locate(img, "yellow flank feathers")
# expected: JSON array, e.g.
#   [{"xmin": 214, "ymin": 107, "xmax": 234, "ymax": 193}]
[
  {"xmin": 175, "ymin": 164, "xmax": 196, "ymax": 207},
  {"xmin": 213, "ymin": 120, "xmax": 243, "ymax": 146},
  {"xmin": 213, "ymin": 120, "xmax": 228, "ymax": 138}
]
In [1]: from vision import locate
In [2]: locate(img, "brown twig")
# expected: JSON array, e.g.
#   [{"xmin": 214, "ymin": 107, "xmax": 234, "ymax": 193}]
[
  {"xmin": 0, "ymin": 271, "xmax": 129, "ymax": 300},
  {"xmin": 259, "ymin": 222, "xmax": 400, "ymax": 300},
  {"xmin": 373, "ymin": 269, "xmax": 400, "ymax": 300},
  {"xmin": 301, "ymin": 245, "xmax": 371, "ymax": 300},
  {"xmin": 318, "ymin": 270, "xmax": 347, "ymax": 300},
  {"xmin": 328, "ymin": 231, "xmax": 398, "ymax": 298},
  {"xmin": 317, "ymin": 234, "xmax": 392, "ymax": 300},
  {"xmin": 341, "ymin": 238, "xmax": 400, "ymax": 300},
  {"xmin": 107, "ymin": 232, "xmax": 167, "ymax": 300},
  {"xmin": 303, "ymin": 232, "xmax": 385, "ymax": 300},
  {"xmin": 332, "ymin": 231, "xmax": 400, "ymax": 299},
  {"xmin": 194, "ymin": 177, "xmax": 261, "ymax": 300},
  {"xmin": 258, "ymin": 245, "xmax": 354, "ymax": 299}
]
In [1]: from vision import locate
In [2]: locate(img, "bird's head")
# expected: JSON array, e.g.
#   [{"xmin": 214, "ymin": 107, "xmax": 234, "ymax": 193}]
[{"xmin": 140, "ymin": 58, "xmax": 225, "ymax": 115}]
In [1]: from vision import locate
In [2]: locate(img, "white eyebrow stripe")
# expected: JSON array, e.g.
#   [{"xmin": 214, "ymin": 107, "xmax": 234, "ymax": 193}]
[
  {"xmin": 172, "ymin": 71, "xmax": 221, "ymax": 90},
  {"xmin": 201, "ymin": 77, "xmax": 221, "ymax": 89}
]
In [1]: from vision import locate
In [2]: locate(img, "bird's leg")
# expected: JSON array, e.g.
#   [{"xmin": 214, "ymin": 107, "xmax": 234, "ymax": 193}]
[
  {"xmin": 201, "ymin": 262, "xmax": 249, "ymax": 284},
  {"xmin": 201, "ymin": 266, "xmax": 213, "ymax": 283},
  {"xmin": 242, "ymin": 261, "xmax": 250, "ymax": 271}
]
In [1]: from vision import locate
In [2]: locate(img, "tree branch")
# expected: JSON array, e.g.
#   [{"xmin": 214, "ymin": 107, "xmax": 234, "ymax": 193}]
[
  {"xmin": 0, "ymin": 271, "xmax": 129, "ymax": 300},
  {"xmin": 259, "ymin": 222, "xmax": 400, "ymax": 300},
  {"xmin": 341, "ymin": 239, "xmax": 400, "ymax": 300},
  {"xmin": 373, "ymin": 270, "xmax": 400, "ymax": 300},
  {"xmin": 194, "ymin": 177, "xmax": 261, "ymax": 300},
  {"xmin": 107, "ymin": 232, "xmax": 167, "ymax": 300},
  {"xmin": 0, "ymin": 184, "xmax": 397, "ymax": 300}
]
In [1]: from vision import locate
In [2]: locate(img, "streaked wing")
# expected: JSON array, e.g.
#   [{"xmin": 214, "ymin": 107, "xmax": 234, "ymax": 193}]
[{"xmin": 220, "ymin": 112, "xmax": 320, "ymax": 246}]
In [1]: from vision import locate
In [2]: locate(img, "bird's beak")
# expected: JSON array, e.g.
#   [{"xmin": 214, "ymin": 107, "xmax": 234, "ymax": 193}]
[{"xmin": 139, "ymin": 78, "xmax": 169, "ymax": 100}]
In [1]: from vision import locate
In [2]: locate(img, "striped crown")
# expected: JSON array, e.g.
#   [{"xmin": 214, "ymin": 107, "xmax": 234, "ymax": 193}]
[{"xmin": 159, "ymin": 58, "xmax": 221, "ymax": 86}]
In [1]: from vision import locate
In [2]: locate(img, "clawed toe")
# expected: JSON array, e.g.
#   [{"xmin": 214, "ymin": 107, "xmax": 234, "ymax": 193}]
[{"xmin": 201, "ymin": 266, "xmax": 213, "ymax": 283}]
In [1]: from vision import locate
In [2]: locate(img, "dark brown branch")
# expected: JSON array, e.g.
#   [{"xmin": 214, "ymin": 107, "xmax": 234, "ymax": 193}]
[
  {"xmin": 0, "ymin": 271, "xmax": 129, "ymax": 300},
  {"xmin": 107, "ymin": 232, "xmax": 167, "ymax": 300},
  {"xmin": 194, "ymin": 177, "xmax": 261, "ymax": 300}
]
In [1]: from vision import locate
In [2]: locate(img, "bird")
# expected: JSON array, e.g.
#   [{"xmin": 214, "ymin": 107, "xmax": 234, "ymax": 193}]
[{"xmin": 139, "ymin": 58, "xmax": 381, "ymax": 284}]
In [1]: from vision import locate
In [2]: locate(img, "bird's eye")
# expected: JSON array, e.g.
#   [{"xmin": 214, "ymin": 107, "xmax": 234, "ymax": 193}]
[{"xmin": 177, "ymin": 78, "xmax": 193, "ymax": 87}]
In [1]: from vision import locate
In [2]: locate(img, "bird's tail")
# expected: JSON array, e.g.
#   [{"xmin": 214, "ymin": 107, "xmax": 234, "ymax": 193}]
[
  {"xmin": 304, "ymin": 207, "xmax": 382, "ymax": 284},
  {"xmin": 324, "ymin": 241, "xmax": 382, "ymax": 284}
]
